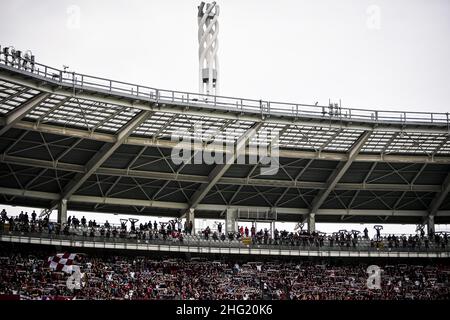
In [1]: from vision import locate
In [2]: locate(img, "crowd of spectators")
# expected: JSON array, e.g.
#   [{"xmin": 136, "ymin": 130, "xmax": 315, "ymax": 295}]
[
  {"xmin": 1, "ymin": 208, "xmax": 449, "ymax": 251},
  {"xmin": 0, "ymin": 245, "xmax": 449, "ymax": 300}
]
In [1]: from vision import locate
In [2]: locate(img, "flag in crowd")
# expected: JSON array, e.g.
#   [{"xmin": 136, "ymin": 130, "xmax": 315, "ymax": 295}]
[{"xmin": 46, "ymin": 253, "xmax": 79, "ymax": 273}]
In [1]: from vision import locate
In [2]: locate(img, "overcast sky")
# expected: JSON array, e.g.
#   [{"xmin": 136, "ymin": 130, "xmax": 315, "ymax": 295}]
[
  {"xmin": 1, "ymin": 0, "xmax": 450, "ymax": 112},
  {"xmin": 1, "ymin": 0, "xmax": 450, "ymax": 233}
]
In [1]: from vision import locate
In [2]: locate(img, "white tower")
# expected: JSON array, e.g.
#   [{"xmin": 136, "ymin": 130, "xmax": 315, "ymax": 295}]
[{"xmin": 198, "ymin": 1, "xmax": 219, "ymax": 96}]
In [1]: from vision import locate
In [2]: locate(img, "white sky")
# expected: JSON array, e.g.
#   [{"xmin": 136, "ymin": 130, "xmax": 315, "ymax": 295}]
[
  {"xmin": 1, "ymin": 0, "xmax": 450, "ymax": 235},
  {"xmin": 1, "ymin": 0, "xmax": 449, "ymax": 111}
]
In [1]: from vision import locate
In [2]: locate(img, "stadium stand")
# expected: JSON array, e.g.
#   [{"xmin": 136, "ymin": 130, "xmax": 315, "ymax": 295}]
[
  {"xmin": 1, "ymin": 44, "xmax": 450, "ymax": 302},
  {"xmin": 1, "ymin": 208, "xmax": 449, "ymax": 252},
  {"xmin": 0, "ymin": 243, "xmax": 449, "ymax": 300},
  {"xmin": 1, "ymin": 46, "xmax": 450, "ymax": 230}
]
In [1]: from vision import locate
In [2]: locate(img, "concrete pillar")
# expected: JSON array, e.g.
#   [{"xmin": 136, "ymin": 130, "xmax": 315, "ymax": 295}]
[
  {"xmin": 57, "ymin": 199, "xmax": 67, "ymax": 224},
  {"xmin": 427, "ymin": 215, "xmax": 435, "ymax": 236},
  {"xmin": 308, "ymin": 213, "xmax": 316, "ymax": 233},
  {"xmin": 271, "ymin": 221, "xmax": 276, "ymax": 238},
  {"xmin": 187, "ymin": 208, "xmax": 195, "ymax": 234},
  {"xmin": 226, "ymin": 208, "xmax": 238, "ymax": 233}
]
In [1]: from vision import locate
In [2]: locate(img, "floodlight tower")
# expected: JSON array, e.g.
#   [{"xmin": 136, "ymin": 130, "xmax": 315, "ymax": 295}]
[{"xmin": 198, "ymin": 1, "xmax": 219, "ymax": 96}]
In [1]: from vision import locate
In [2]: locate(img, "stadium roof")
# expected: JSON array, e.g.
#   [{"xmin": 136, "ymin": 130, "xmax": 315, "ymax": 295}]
[{"xmin": 0, "ymin": 50, "xmax": 450, "ymax": 224}]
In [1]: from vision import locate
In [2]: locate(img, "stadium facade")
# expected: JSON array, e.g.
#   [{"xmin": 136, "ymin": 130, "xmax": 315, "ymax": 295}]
[{"xmin": 0, "ymin": 45, "xmax": 449, "ymax": 237}]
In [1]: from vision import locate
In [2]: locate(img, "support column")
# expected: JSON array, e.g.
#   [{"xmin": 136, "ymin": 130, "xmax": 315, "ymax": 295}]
[
  {"xmin": 427, "ymin": 215, "xmax": 435, "ymax": 236},
  {"xmin": 187, "ymin": 208, "xmax": 195, "ymax": 234},
  {"xmin": 308, "ymin": 213, "xmax": 316, "ymax": 233},
  {"xmin": 57, "ymin": 199, "xmax": 67, "ymax": 224},
  {"xmin": 270, "ymin": 221, "xmax": 275, "ymax": 238},
  {"xmin": 226, "ymin": 208, "xmax": 238, "ymax": 233}
]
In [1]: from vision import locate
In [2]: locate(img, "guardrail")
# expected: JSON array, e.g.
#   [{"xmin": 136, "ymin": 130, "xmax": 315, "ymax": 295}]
[
  {"xmin": 1, "ymin": 230, "xmax": 449, "ymax": 257},
  {"xmin": 0, "ymin": 47, "xmax": 449, "ymax": 126}
]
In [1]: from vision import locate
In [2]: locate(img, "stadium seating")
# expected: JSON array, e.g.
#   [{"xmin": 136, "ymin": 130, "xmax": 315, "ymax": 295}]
[
  {"xmin": 1, "ymin": 210, "xmax": 449, "ymax": 253},
  {"xmin": 0, "ymin": 244, "xmax": 449, "ymax": 300}
]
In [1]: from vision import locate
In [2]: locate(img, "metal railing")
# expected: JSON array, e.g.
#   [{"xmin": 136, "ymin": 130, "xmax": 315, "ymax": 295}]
[
  {"xmin": 1, "ymin": 229, "xmax": 448, "ymax": 255},
  {"xmin": 0, "ymin": 48, "xmax": 449, "ymax": 126}
]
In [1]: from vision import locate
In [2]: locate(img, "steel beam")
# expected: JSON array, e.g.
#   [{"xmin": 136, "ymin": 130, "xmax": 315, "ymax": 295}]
[
  {"xmin": 309, "ymin": 131, "xmax": 372, "ymax": 214},
  {"xmin": 0, "ymin": 154, "xmax": 443, "ymax": 192},
  {"xmin": 54, "ymin": 110, "xmax": 151, "ymax": 205},
  {"xmin": 181, "ymin": 122, "xmax": 264, "ymax": 217},
  {"xmin": 36, "ymin": 97, "xmax": 71, "ymax": 125},
  {"xmin": 2, "ymin": 186, "xmax": 450, "ymax": 218},
  {"xmin": 1, "ymin": 70, "xmax": 449, "ymax": 134},
  {"xmin": 8, "ymin": 120, "xmax": 450, "ymax": 164},
  {"xmin": 428, "ymin": 172, "xmax": 450, "ymax": 216},
  {"xmin": 0, "ymin": 186, "xmax": 59, "ymax": 200},
  {"xmin": 70, "ymin": 194, "xmax": 187, "ymax": 210},
  {"xmin": 0, "ymin": 92, "xmax": 49, "ymax": 136}
]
